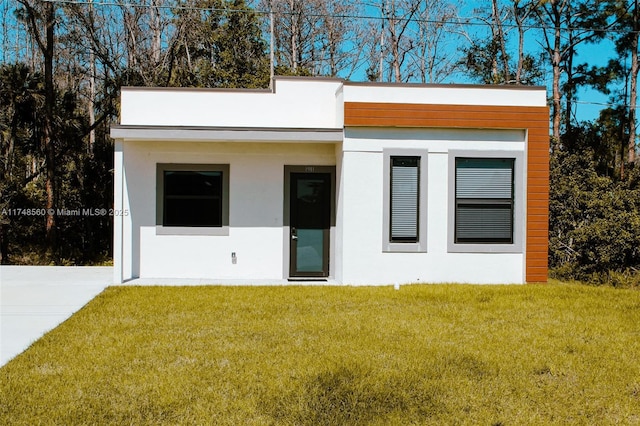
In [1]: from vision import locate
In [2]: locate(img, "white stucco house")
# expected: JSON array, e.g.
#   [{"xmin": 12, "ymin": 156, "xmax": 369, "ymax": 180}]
[{"xmin": 110, "ymin": 77, "xmax": 549, "ymax": 285}]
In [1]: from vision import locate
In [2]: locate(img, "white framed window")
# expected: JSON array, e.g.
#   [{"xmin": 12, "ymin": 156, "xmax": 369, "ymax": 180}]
[
  {"xmin": 448, "ymin": 151, "xmax": 523, "ymax": 253},
  {"xmin": 156, "ymin": 164, "xmax": 229, "ymax": 235},
  {"xmin": 383, "ymin": 149, "xmax": 428, "ymax": 252}
]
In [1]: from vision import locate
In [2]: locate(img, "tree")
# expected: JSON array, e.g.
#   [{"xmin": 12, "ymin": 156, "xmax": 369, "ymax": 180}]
[
  {"xmin": 170, "ymin": 0, "xmax": 269, "ymax": 88},
  {"xmin": 0, "ymin": 63, "xmax": 43, "ymax": 263},
  {"xmin": 408, "ymin": 0, "xmax": 463, "ymax": 83},
  {"xmin": 462, "ymin": 0, "xmax": 543, "ymax": 85},
  {"xmin": 612, "ymin": 0, "xmax": 639, "ymax": 164},
  {"xmin": 313, "ymin": 0, "xmax": 364, "ymax": 78},
  {"xmin": 260, "ymin": 0, "xmax": 317, "ymax": 75},
  {"xmin": 535, "ymin": 0, "xmax": 616, "ymax": 142},
  {"xmin": 512, "ymin": 0, "xmax": 540, "ymax": 83},
  {"xmin": 381, "ymin": 0, "xmax": 421, "ymax": 82}
]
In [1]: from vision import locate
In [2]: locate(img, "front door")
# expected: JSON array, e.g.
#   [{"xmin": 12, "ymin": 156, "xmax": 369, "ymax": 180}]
[{"xmin": 288, "ymin": 171, "xmax": 332, "ymax": 278}]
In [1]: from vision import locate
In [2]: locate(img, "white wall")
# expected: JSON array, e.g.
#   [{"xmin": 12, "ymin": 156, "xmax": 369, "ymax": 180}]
[
  {"xmin": 120, "ymin": 78, "xmax": 344, "ymax": 129},
  {"xmin": 339, "ymin": 128, "xmax": 527, "ymax": 285},
  {"xmin": 119, "ymin": 78, "xmax": 546, "ymax": 132},
  {"xmin": 343, "ymin": 83, "xmax": 547, "ymax": 107},
  {"xmin": 115, "ymin": 128, "xmax": 529, "ymax": 284},
  {"xmin": 117, "ymin": 141, "xmax": 336, "ymax": 280},
  {"xmin": 114, "ymin": 78, "xmax": 545, "ymax": 285}
]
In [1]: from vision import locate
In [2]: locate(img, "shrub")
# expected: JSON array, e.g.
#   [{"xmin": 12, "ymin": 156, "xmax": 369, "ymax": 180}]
[{"xmin": 549, "ymin": 148, "xmax": 640, "ymax": 282}]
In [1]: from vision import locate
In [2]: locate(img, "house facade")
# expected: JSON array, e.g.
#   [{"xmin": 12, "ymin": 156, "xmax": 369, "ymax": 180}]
[{"xmin": 110, "ymin": 77, "xmax": 549, "ymax": 285}]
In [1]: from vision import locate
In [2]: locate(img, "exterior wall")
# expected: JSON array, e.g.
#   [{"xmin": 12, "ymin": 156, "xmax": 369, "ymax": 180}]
[
  {"xmin": 343, "ymin": 100, "xmax": 550, "ymax": 283},
  {"xmin": 333, "ymin": 143, "xmax": 345, "ymax": 283},
  {"xmin": 113, "ymin": 77, "xmax": 549, "ymax": 285},
  {"xmin": 116, "ymin": 141, "xmax": 336, "ymax": 281},
  {"xmin": 120, "ymin": 78, "xmax": 344, "ymax": 129},
  {"xmin": 342, "ymin": 82, "xmax": 547, "ymax": 107},
  {"xmin": 340, "ymin": 128, "xmax": 527, "ymax": 285}
]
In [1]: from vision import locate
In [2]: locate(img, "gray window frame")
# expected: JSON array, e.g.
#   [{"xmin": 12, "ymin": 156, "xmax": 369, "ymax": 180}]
[
  {"xmin": 447, "ymin": 150, "xmax": 524, "ymax": 253},
  {"xmin": 156, "ymin": 163, "xmax": 230, "ymax": 236},
  {"xmin": 383, "ymin": 149, "xmax": 428, "ymax": 252}
]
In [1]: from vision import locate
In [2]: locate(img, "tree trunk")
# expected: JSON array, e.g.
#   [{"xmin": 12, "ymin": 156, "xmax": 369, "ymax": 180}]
[
  {"xmin": 551, "ymin": 0, "xmax": 562, "ymax": 143},
  {"xmin": 514, "ymin": 2, "xmax": 529, "ymax": 84},
  {"xmin": 379, "ymin": 1, "xmax": 385, "ymax": 81},
  {"xmin": 629, "ymin": 0, "xmax": 639, "ymax": 164},
  {"xmin": 565, "ymin": 40, "xmax": 574, "ymax": 137},
  {"xmin": 385, "ymin": 0, "xmax": 420, "ymax": 83},
  {"xmin": 89, "ymin": 10, "xmax": 96, "ymax": 154},
  {"xmin": 492, "ymin": 0, "xmax": 509, "ymax": 83},
  {"xmin": 150, "ymin": 0, "xmax": 162, "ymax": 64},
  {"xmin": 121, "ymin": 7, "xmax": 138, "ymax": 73},
  {"xmin": 290, "ymin": 0, "xmax": 298, "ymax": 71},
  {"xmin": 390, "ymin": 16, "xmax": 401, "ymax": 82},
  {"xmin": 0, "ymin": 224, "xmax": 8, "ymax": 264},
  {"xmin": 44, "ymin": 0, "xmax": 56, "ymax": 260}
]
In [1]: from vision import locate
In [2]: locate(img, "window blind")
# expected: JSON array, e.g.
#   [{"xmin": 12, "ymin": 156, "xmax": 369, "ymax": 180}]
[
  {"xmin": 456, "ymin": 204, "xmax": 512, "ymax": 241},
  {"xmin": 456, "ymin": 167, "xmax": 512, "ymax": 198},
  {"xmin": 390, "ymin": 157, "xmax": 419, "ymax": 241}
]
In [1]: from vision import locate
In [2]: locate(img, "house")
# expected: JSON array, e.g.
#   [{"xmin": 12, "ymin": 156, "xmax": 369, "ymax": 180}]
[{"xmin": 110, "ymin": 77, "xmax": 549, "ymax": 285}]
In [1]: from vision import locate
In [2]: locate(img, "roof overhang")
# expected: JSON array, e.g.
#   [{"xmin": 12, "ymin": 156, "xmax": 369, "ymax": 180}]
[{"xmin": 110, "ymin": 125, "xmax": 344, "ymax": 143}]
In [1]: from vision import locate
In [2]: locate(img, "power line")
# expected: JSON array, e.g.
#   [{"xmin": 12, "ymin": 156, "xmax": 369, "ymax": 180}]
[{"xmin": 32, "ymin": 0, "xmax": 640, "ymax": 36}]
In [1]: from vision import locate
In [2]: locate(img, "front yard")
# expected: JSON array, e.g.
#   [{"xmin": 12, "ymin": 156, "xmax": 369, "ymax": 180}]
[{"xmin": 1, "ymin": 283, "xmax": 639, "ymax": 424}]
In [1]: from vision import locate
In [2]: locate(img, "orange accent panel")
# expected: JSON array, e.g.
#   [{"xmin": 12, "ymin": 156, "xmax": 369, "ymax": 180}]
[
  {"xmin": 528, "ymin": 194, "xmax": 550, "ymax": 204},
  {"xmin": 345, "ymin": 101, "xmax": 550, "ymax": 283},
  {"xmin": 526, "ymin": 269, "xmax": 549, "ymax": 283},
  {"xmin": 526, "ymin": 257, "xmax": 549, "ymax": 268},
  {"xmin": 527, "ymin": 243, "xmax": 549, "ymax": 252},
  {"xmin": 528, "ymin": 169, "xmax": 550, "ymax": 179},
  {"xmin": 528, "ymin": 207, "xmax": 550, "ymax": 217},
  {"xmin": 527, "ymin": 230, "xmax": 549, "ymax": 239}
]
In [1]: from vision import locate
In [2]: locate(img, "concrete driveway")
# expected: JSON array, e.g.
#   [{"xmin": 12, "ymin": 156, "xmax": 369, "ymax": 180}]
[{"xmin": 0, "ymin": 266, "xmax": 112, "ymax": 367}]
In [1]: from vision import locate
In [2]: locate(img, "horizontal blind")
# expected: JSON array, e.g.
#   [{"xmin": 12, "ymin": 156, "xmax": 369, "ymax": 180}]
[
  {"xmin": 456, "ymin": 204, "xmax": 512, "ymax": 241},
  {"xmin": 391, "ymin": 157, "xmax": 419, "ymax": 241},
  {"xmin": 456, "ymin": 159, "xmax": 512, "ymax": 198}
]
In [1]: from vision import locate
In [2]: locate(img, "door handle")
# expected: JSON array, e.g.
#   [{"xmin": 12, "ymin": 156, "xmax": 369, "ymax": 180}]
[{"xmin": 291, "ymin": 227, "xmax": 298, "ymax": 240}]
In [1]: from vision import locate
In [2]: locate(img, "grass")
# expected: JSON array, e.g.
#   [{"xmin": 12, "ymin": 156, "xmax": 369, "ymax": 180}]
[{"xmin": 2, "ymin": 282, "xmax": 640, "ymax": 425}]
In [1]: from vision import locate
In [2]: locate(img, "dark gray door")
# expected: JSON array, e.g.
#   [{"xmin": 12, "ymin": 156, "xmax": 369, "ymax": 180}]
[{"xmin": 289, "ymin": 173, "xmax": 331, "ymax": 277}]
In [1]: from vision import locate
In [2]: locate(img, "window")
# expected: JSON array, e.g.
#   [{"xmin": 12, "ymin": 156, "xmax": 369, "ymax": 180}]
[
  {"xmin": 455, "ymin": 158, "xmax": 514, "ymax": 243},
  {"xmin": 390, "ymin": 157, "xmax": 420, "ymax": 242},
  {"xmin": 448, "ymin": 151, "xmax": 523, "ymax": 253},
  {"xmin": 383, "ymin": 149, "xmax": 428, "ymax": 252},
  {"xmin": 156, "ymin": 164, "xmax": 229, "ymax": 235}
]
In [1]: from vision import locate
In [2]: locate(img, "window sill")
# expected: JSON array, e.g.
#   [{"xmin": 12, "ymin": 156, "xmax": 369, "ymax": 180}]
[
  {"xmin": 383, "ymin": 242, "xmax": 426, "ymax": 253},
  {"xmin": 447, "ymin": 242, "xmax": 522, "ymax": 253},
  {"xmin": 156, "ymin": 226, "xmax": 229, "ymax": 236}
]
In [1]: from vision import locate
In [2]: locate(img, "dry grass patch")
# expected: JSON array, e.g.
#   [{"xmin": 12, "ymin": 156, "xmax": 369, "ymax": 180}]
[{"xmin": 1, "ymin": 283, "xmax": 640, "ymax": 424}]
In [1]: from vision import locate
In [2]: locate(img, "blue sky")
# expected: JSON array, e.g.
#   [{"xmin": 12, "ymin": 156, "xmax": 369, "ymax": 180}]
[{"xmin": 571, "ymin": 39, "xmax": 620, "ymax": 123}]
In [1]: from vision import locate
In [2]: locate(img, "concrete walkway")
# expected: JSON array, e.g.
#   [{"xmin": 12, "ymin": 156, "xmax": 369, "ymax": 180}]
[{"xmin": 0, "ymin": 266, "xmax": 112, "ymax": 367}]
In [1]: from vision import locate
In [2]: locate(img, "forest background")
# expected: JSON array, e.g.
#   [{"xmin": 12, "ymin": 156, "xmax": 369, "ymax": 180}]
[{"xmin": 1, "ymin": 0, "xmax": 640, "ymax": 286}]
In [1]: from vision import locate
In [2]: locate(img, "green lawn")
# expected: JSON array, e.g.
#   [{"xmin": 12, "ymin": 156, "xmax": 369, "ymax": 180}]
[{"xmin": 2, "ymin": 283, "xmax": 640, "ymax": 425}]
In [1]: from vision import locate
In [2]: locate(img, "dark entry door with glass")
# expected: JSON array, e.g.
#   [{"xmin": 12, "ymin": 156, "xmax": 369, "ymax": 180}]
[{"xmin": 289, "ymin": 172, "xmax": 332, "ymax": 278}]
